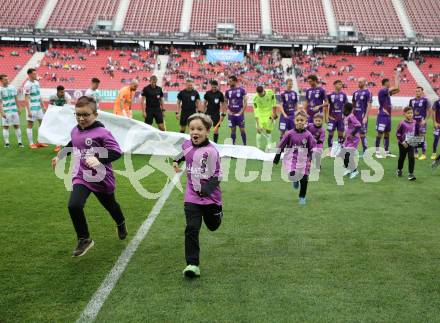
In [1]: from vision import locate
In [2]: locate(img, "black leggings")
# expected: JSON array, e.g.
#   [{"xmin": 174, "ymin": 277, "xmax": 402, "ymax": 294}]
[
  {"xmin": 68, "ymin": 184, "xmax": 125, "ymax": 239},
  {"xmin": 398, "ymin": 144, "xmax": 415, "ymax": 174},
  {"xmin": 289, "ymin": 171, "xmax": 309, "ymax": 198},
  {"xmin": 343, "ymin": 151, "xmax": 357, "ymax": 171},
  {"xmin": 184, "ymin": 202, "xmax": 223, "ymax": 266}
]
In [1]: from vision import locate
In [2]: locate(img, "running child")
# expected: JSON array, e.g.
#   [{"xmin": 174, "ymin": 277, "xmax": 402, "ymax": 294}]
[
  {"xmin": 396, "ymin": 107, "xmax": 417, "ymax": 180},
  {"xmin": 432, "ymin": 97, "xmax": 440, "ymax": 161},
  {"xmin": 274, "ymin": 110, "xmax": 317, "ymax": 205},
  {"xmin": 0, "ymin": 74, "xmax": 23, "ymax": 148},
  {"xmin": 341, "ymin": 103, "xmax": 362, "ymax": 179},
  {"xmin": 51, "ymin": 96, "xmax": 127, "ymax": 257},
  {"xmin": 279, "ymin": 78, "xmax": 298, "ymax": 139},
  {"xmin": 173, "ymin": 113, "xmax": 223, "ymax": 278},
  {"xmin": 307, "ymin": 113, "xmax": 325, "ymax": 168}
]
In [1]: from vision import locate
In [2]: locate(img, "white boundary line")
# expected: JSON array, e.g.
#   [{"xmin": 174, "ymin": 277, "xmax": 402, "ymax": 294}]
[{"xmin": 77, "ymin": 172, "xmax": 184, "ymax": 323}]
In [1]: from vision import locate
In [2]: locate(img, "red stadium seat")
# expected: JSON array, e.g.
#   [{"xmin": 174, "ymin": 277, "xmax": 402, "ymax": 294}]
[
  {"xmin": 0, "ymin": 46, "xmax": 35, "ymax": 80},
  {"xmin": 0, "ymin": 0, "xmax": 45, "ymax": 28},
  {"xmin": 402, "ymin": 0, "xmax": 440, "ymax": 37}
]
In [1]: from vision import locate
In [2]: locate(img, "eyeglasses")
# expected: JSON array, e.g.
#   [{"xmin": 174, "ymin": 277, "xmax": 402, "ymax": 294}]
[{"xmin": 74, "ymin": 112, "xmax": 92, "ymax": 118}]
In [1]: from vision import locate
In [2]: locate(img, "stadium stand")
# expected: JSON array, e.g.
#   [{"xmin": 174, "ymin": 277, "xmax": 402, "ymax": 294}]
[
  {"xmin": 46, "ymin": 0, "xmax": 119, "ymax": 30},
  {"xmin": 123, "ymin": 0, "xmax": 184, "ymax": 32},
  {"xmin": 331, "ymin": 0, "xmax": 405, "ymax": 37},
  {"xmin": 190, "ymin": 0, "xmax": 261, "ymax": 34},
  {"xmin": 292, "ymin": 53, "xmax": 416, "ymax": 96},
  {"xmin": 416, "ymin": 56, "xmax": 440, "ymax": 94},
  {"xmin": 0, "ymin": 0, "xmax": 45, "ymax": 28},
  {"xmin": 37, "ymin": 48, "xmax": 156, "ymax": 89},
  {"xmin": 0, "ymin": 46, "xmax": 35, "ymax": 80},
  {"xmin": 269, "ymin": 0, "xmax": 328, "ymax": 36},
  {"xmin": 402, "ymin": 0, "xmax": 440, "ymax": 38}
]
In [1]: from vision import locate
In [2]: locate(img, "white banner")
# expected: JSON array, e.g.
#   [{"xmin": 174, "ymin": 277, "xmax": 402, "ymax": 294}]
[{"xmin": 38, "ymin": 105, "xmax": 275, "ymax": 161}]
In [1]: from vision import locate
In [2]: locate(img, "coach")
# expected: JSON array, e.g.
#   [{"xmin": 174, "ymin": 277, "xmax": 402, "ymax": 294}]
[{"xmin": 141, "ymin": 75, "xmax": 165, "ymax": 131}]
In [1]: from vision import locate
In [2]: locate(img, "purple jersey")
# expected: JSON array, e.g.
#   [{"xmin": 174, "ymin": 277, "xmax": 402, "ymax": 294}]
[
  {"xmin": 181, "ymin": 139, "xmax": 222, "ymax": 206},
  {"xmin": 352, "ymin": 89, "xmax": 372, "ymax": 122},
  {"xmin": 281, "ymin": 90, "xmax": 298, "ymax": 116},
  {"xmin": 396, "ymin": 119, "xmax": 416, "ymax": 144},
  {"xmin": 409, "ymin": 97, "xmax": 429, "ymax": 121},
  {"xmin": 305, "ymin": 87, "xmax": 326, "ymax": 117},
  {"xmin": 328, "ymin": 91, "xmax": 347, "ymax": 119},
  {"xmin": 70, "ymin": 123, "xmax": 121, "ymax": 193},
  {"xmin": 344, "ymin": 113, "xmax": 362, "ymax": 148},
  {"xmin": 277, "ymin": 128, "xmax": 317, "ymax": 175},
  {"xmin": 378, "ymin": 88, "xmax": 392, "ymax": 116},
  {"xmin": 307, "ymin": 123, "xmax": 325, "ymax": 149},
  {"xmin": 225, "ymin": 87, "xmax": 246, "ymax": 114},
  {"xmin": 433, "ymin": 99, "xmax": 440, "ymax": 124}
]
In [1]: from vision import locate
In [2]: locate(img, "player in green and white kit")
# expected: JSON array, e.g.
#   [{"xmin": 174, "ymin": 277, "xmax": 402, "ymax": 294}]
[
  {"xmin": 253, "ymin": 86, "xmax": 278, "ymax": 150},
  {"xmin": 24, "ymin": 68, "xmax": 47, "ymax": 149},
  {"xmin": 84, "ymin": 78, "xmax": 101, "ymax": 110},
  {"xmin": 0, "ymin": 74, "xmax": 23, "ymax": 148}
]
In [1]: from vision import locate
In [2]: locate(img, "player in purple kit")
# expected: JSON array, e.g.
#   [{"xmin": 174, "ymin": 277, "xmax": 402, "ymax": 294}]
[
  {"xmin": 396, "ymin": 107, "xmax": 416, "ymax": 180},
  {"xmin": 51, "ymin": 97, "xmax": 127, "ymax": 257},
  {"xmin": 273, "ymin": 110, "xmax": 317, "ymax": 205},
  {"xmin": 173, "ymin": 113, "xmax": 223, "ymax": 278},
  {"xmin": 303, "ymin": 75, "xmax": 328, "ymax": 124},
  {"xmin": 327, "ymin": 80, "xmax": 347, "ymax": 154},
  {"xmin": 432, "ymin": 97, "xmax": 440, "ymax": 161},
  {"xmin": 307, "ymin": 113, "xmax": 325, "ymax": 168},
  {"xmin": 279, "ymin": 78, "xmax": 298, "ymax": 139},
  {"xmin": 375, "ymin": 71, "xmax": 400, "ymax": 158},
  {"xmin": 352, "ymin": 77, "xmax": 372, "ymax": 156},
  {"xmin": 341, "ymin": 103, "xmax": 362, "ymax": 179},
  {"xmin": 409, "ymin": 86, "xmax": 430, "ymax": 160},
  {"xmin": 224, "ymin": 76, "xmax": 247, "ymax": 145}
]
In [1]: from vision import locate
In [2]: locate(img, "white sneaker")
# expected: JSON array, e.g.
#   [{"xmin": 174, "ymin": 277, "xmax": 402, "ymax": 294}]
[
  {"xmin": 376, "ymin": 153, "xmax": 385, "ymax": 159},
  {"xmin": 385, "ymin": 151, "xmax": 397, "ymax": 158},
  {"xmin": 349, "ymin": 170, "xmax": 359, "ymax": 179}
]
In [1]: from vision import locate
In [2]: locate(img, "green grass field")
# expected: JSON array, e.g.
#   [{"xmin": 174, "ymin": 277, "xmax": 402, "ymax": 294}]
[{"xmin": 1, "ymin": 111, "xmax": 440, "ymax": 322}]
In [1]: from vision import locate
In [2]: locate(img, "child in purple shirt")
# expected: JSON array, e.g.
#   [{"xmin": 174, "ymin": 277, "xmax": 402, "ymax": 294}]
[
  {"xmin": 173, "ymin": 113, "xmax": 223, "ymax": 278},
  {"xmin": 274, "ymin": 110, "xmax": 317, "ymax": 205},
  {"xmin": 396, "ymin": 107, "xmax": 417, "ymax": 180},
  {"xmin": 51, "ymin": 96, "xmax": 127, "ymax": 257},
  {"xmin": 342, "ymin": 103, "xmax": 362, "ymax": 179},
  {"xmin": 307, "ymin": 113, "xmax": 325, "ymax": 169}
]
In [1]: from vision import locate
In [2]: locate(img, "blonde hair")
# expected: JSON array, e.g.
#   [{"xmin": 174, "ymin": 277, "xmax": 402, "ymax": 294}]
[
  {"xmin": 187, "ymin": 113, "xmax": 213, "ymax": 130},
  {"xmin": 294, "ymin": 110, "xmax": 308, "ymax": 119}
]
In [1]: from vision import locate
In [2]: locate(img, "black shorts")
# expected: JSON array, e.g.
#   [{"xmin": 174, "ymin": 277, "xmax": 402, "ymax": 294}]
[
  {"xmin": 145, "ymin": 108, "xmax": 164, "ymax": 125},
  {"xmin": 180, "ymin": 110, "xmax": 196, "ymax": 126},
  {"xmin": 206, "ymin": 113, "xmax": 220, "ymax": 126}
]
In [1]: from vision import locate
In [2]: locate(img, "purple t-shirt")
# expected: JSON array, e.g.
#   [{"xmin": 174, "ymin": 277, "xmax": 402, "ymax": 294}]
[
  {"xmin": 352, "ymin": 89, "xmax": 372, "ymax": 122},
  {"xmin": 409, "ymin": 97, "xmax": 429, "ymax": 121},
  {"xmin": 181, "ymin": 139, "xmax": 222, "ymax": 206},
  {"xmin": 344, "ymin": 113, "xmax": 362, "ymax": 148},
  {"xmin": 305, "ymin": 87, "xmax": 326, "ymax": 117},
  {"xmin": 281, "ymin": 90, "xmax": 298, "ymax": 116},
  {"xmin": 328, "ymin": 91, "xmax": 347, "ymax": 119},
  {"xmin": 70, "ymin": 124, "xmax": 121, "ymax": 193},
  {"xmin": 277, "ymin": 128, "xmax": 317, "ymax": 175},
  {"xmin": 378, "ymin": 88, "xmax": 392, "ymax": 116},
  {"xmin": 225, "ymin": 87, "xmax": 246, "ymax": 114},
  {"xmin": 307, "ymin": 123, "xmax": 325, "ymax": 149},
  {"xmin": 396, "ymin": 119, "xmax": 416, "ymax": 144},
  {"xmin": 433, "ymin": 99, "xmax": 440, "ymax": 124}
]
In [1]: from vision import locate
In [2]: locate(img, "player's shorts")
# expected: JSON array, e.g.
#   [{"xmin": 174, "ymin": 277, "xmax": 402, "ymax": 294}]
[
  {"xmin": 206, "ymin": 113, "xmax": 220, "ymax": 127},
  {"xmin": 434, "ymin": 126, "xmax": 440, "ymax": 137},
  {"xmin": 228, "ymin": 114, "xmax": 245, "ymax": 128},
  {"xmin": 376, "ymin": 114, "xmax": 391, "ymax": 133},
  {"xmin": 279, "ymin": 114, "xmax": 295, "ymax": 132},
  {"xmin": 1, "ymin": 112, "xmax": 20, "ymax": 126},
  {"xmin": 415, "ymin": 121, "xmax": 427, "ymax": 136},
  {"xmin": 327, "ymin": 118, "xmax": 344, "ymax": 132},
  {"xmin": 257, "ymin": 115, "xmax": 274, "ymax": 132},
  {"xmin": 180, "ymin": 110, "xmax": 196, "ymax": 126},
  {"xmin": 145, "ymin": 107, "xmax": 164, "ymax": 125},
  {"xmin": 26, "ymin": 109, "xmax": 44, "ymax": 122}
]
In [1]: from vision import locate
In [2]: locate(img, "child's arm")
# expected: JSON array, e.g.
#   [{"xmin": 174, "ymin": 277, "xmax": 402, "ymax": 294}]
[
  {"xmin": 350, "ymin": 116, "xmax": 362, "ymax": 137},
  {"xmin": 273, "ymin": 133, "xmax": 290, "ymax": 164},
  {"xmin": 51, "ymin": 141, "xmax": 73, "ymax": 169},
  {"xmin": 395, "ymin": 122, "xmax": 407, "ymax": 147},
  {"xmin": 98, "ymin": 132, "xmax": 122, "ymax": 164},
  {"xmin": 172, "ymin": 150, "xmax": 185, "ymax": 173},
  {"xmin": 318, "ymin": 128, "xmax": 325, "ymax": 145}
]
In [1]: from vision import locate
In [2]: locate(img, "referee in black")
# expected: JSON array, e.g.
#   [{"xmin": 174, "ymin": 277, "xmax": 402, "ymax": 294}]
[
  {"xmin": 176, "ymin": 79, "xmax": 201, "ymax": 133},
  {"xmin": 141, "ymin": 75, "xmax": 165, "ymax": 131},
  {"xmin": 203, "ymin": 80, "xmax": 226, "ymax": 143}
]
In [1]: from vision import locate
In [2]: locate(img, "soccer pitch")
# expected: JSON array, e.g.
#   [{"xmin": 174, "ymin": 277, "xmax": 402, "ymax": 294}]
[{"xmin": 1, "ymin": 111, "xmax": 440, "ymax": 322}]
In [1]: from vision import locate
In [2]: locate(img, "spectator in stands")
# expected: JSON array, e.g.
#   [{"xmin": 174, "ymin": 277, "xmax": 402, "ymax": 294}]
[{"xmin": 114, "ymin": 79, "xmax": 139, "ymax": 119}]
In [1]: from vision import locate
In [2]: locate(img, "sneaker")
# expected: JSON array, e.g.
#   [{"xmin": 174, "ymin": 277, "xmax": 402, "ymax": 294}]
[
  {"xmin": 431, "ymin": 153, "xmax": 437, "ymax": 160},
  {"xmin": 117, "ymin": 222, "xmax": 128, "ymax": 240},
  {"xmin": 18, "ymin": 143, "xmax": 24, "ymax": 148},
  {"xmin": 419, "ymin": 154, "xmax": 427, "ymax": 161},
  {"xmin": 29, "ymin": 143, "xmax": 38, "ymax": 149},
  {"xmin": 349, "ymin": 170, "xmax": 359, "ymax": 179},
  {"xmin": 408, "ymin": 174, "xmax": 416, "ymax": 181},
  {"xmin": 54, "ymin": 145, "xmax": 61, "ymax": 152},
  {"xmin": 36, "ymin": 142, "xmax": 48, "ymax": 148},
  {"xmin": 4, "ymin": 143, "xmax": 10, "ymax": 148},
  {"xmin": 183, "ymin": 265, "xmax": 200, "ymax": 278},
  {"xmin": 292, "ymin": 181, "xmax": 299, "ymax": 190},
  {"xmin": 299, "ymin": 197, "xmax": 307, "ymax": 205},
  {"xmin": 396, "ymin": 169, "xmax": 403, "ymax": 177},
  {"xmin": 385, "ymin": 152, "xmax": 397, "ymax": 158},
  {"xmin": 343, "ymin": 169, "xmax": 351, "ymax": 177},
  {"xmin": 72, "ymin": 238, "xmax": 94, "ymax": 257},
  {"xmin": 432, "ymin": 158, "xmax": 440, "ymax": 169},
  {"xmin": 414, "ymin": 153, "xmax": 419, "ymax": 160},
  {"xmin": 376, "ymin": 153, "xmax": 385, "ymax": 159}
]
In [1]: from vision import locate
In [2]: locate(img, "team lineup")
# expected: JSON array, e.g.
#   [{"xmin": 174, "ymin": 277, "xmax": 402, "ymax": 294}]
[{"xmin": 2, "ymin": 67, "xmax": 440, "ymax": 278}]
